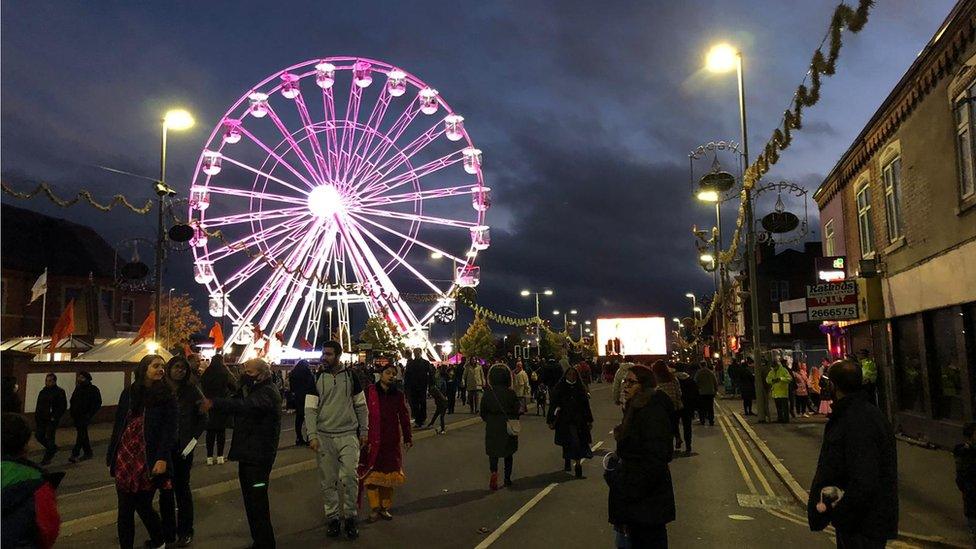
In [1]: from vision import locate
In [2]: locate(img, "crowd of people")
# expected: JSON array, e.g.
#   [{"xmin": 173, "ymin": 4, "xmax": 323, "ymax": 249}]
[{"xmin": 4, "ymin": 342, "xmax": 973, "ymax": 548}]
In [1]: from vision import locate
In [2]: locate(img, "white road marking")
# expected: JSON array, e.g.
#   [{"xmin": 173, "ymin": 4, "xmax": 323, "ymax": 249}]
[{"xmin": 474, "ymin": 482, "xmax": 559, "ymax": 549}]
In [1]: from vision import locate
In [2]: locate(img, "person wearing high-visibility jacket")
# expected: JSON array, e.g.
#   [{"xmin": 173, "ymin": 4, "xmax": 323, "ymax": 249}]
[{"xmin": 766, "ymin": 360, "xmax": 793, "ymax": 423}]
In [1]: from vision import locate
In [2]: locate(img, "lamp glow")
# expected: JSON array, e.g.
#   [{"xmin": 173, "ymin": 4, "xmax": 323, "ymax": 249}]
[
  {"xmin": 685, "ymin": 293, "xmax": 695, "ymax": 298},
  {"xmin": 164, "ymin": 109, "xmax": 195, "ymax": 131},
  {"xmin": 146, "ymin": 341, "xmax": 160, "ymax": 354},
  {"xmin": 553, "ymin": 310, "xmax": 560, "ymax": 315},
  {"xmin": 307, "ymin": 185, "xmax": 343, "ymax": 217},
  {"xmin": 700, "ymin": 252, "xmax": 715, "ymax": 263},
  {"xmin": 520, "ymin": 290, "xmax": 531, "ymax": 296},
  {"xmin": 430, "ymin": 251, "xmax": 443, "ymax": 259},
  {"xmin": 543, "ymin": 290, "xmax": 553, "ymax": 296},
  {"xmin": 693, "ymin": 306, "xmax": 702, "ymax": 313},
  {"xmin": 706, "ymin": 43, "xmax": 738, "ymax": 73},
  {"xmin": 672, "ymin": 317, "xmax": 680, "ymax": 323},
  {"xmin": 570, "ymin": 309, "xmax": 578, "ymax": 315},
  {"xmin": 697, "ymin": 190, "xmax": 720, "ymax": 202}
]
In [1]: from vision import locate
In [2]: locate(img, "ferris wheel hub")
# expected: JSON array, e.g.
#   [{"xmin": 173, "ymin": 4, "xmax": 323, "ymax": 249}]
[{"xmin": 307, "ymin": 184, "xmax": 345, "ymax": 217}]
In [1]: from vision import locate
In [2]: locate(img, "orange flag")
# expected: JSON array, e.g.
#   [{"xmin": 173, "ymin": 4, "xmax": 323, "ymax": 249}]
[
  {"xmin": 182, "ymin": 343, "xmax": 193, "ymax": 357},
  {"xmin": 209, "ymin": 322, "xmax": 225, "ymax": 349},
  {"xmin": 299, "ymin": 337, "xmax": 313, "ymax": 351},
  {"xmin": 48, "ymin": 300, "xmax": 75, "ymax": 353},
  {"xmin": 131, "ymin": 311, "xmax": 156, "ymax": 346}
]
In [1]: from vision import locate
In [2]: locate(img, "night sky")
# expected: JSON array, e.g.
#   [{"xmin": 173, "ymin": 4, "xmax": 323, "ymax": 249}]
[{"xmin": 0, "ymin": 1, "xmax": 955, "ymax": 337}]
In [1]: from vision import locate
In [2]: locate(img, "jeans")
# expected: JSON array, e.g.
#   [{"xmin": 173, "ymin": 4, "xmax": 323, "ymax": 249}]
[
  {"xmin": 678, "ymin": 409, "xmax": 694, "ymax": 451},
  {"xmin": 742, "ymin": 397, "xmax": 753, "ymax": 415},
  {"xmin": 469, "ymin": 390, "xmax": 481, "ymax": 414},
  {"xmin": 489, "ymin": 455, "xmax": 513, "ymax": 481},
  {"xmin": 427, "ymin": 404, "xmax": 446, "ymax": 431},
  {"xmin": 35, "ymin": 419, "xmax": 57, "ymax": 460},
  {"xmin": 774, "ymin": 397, "xmax": 790, "ymax": 423},
  {"xmin": 71, "ymin": 421, "xmax": 92, "ymax": 457},
  {"xmin": 206, "ymin": 429, "xmax": 226, "ymax": 457},
  {"xmin": 239, "ymin": 462, "xmax": 275, "ymax": 548},
  {"xmin": 160, "ymin": 452, "xmax": 195, "ymax": 541},
  {"xmin": 294, "ymin": 408, "xmax": 307, "ymax": 443},
  {"xmin": 117, "ymin": 489, "xmax": 163, "ymax": 549},
  {"xmin": 408, "ymin": 390, "xmax": 428, "ymax": 426},
  {"xmin": 446, "ymin": 382, "xmax": 457, "ymax": 414},
  {"xmin": 670, "ymin": 411, "xmax": 682, "ymax": 447},
  {"xmin": 698, "ymin": 395, "xmax": 715, "ymax": 425},
  {"xmin": 628, "ymin": 523, "xmax": 668, "ymax": 548}
]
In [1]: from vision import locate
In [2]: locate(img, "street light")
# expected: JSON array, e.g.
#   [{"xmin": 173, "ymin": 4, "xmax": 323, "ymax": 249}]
[
  {"xmin": 430, "ymin": 251, "xmax": 443, "ymax": 259},
  {"xmin": 520, "ymin": 289, "xmax": 553, "ymax": 319},
  {"xmin": 699, "ymin": 252, "xmax": 715, "ymax": 264},
  {"xmin": 696, "ymin": 189, "xmax": 720, "ymax": 202},
  {"xmin": 706, "ymin": 41, "xmax": 763, "ymax": 419},
  {"xmin": 155, "ymin": 108, "xmax": 194, "ymax": 340},
  {"xmin": 326, "ymin": 306, "xmax": 334, "ymax": 339},
  {"xmin": 166, "ymin": 287, "xmax": 175, "ymax": 346}
]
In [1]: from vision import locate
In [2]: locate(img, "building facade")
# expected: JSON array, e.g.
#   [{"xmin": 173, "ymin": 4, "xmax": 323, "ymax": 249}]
[{"xmin": 813, "ymin": 0, "xmax": 976, "ymax": 446}]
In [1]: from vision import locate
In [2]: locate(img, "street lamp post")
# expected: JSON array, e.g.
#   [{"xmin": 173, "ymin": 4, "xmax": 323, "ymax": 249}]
[
  {"xmin": 707, "ymin": 43, "xmax": 764, "ymax": 420},
  {"xmin": 154, "ymin": 109, "xmax": 194, "ymax": 341},
  {"xmin": 166, "ymin": 287, "xmax": 175, "ymax": 347},
  {"xmin": 521, "ymin": 289, "xmax": 553, "ymax": 356},
  {"xmin": 326, "ymin": 306, "xmax": 334, "ymax": 340}
]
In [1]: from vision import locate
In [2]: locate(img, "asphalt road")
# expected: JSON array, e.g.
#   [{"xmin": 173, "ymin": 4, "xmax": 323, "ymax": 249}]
[{"xmin": 57, "ymin": 387, "xmax": 862, "ymax": 548}]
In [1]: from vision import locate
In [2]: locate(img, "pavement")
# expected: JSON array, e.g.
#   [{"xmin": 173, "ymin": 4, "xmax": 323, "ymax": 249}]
[
  {"xmin": 732, "ymin": 401, "xmax": 970, "ymax": 548},
  {"xmin": 45, "ymin": 386, "xmax": 960, "ymax": 548}
]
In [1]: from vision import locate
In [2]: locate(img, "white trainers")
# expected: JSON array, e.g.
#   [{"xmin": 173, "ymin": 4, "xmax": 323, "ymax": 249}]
[
  {"xmin": 206, "ymin": 457, "xmax": 214, "ymax": 466},
  {"xmin": 216, "ymin": 456, "xmax": 225, "ymax": 465}
]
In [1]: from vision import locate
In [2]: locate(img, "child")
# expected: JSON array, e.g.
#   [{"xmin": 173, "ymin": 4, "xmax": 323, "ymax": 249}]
[
  {"xmin": 426, "ymin": 383, "xmax": 448, "ymax": 434},
  {"xmin": 954, "ymin": 422, "xmax": 976, "ymax": 546},
  {"xmin": 1, "ymin": 412, "xmax": 63, "ymax": 549},
  {"xmin": 535, "ymin": 383, "xmax": 549, "ymax": 417}
]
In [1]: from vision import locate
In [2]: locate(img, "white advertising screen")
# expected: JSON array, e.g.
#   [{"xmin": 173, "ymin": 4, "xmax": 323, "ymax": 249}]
[{"xmin": 597, "ymin": 317, "xmax": 667, "ymax": 357}]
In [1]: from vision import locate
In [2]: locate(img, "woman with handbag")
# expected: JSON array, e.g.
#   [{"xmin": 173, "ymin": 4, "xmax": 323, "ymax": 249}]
[
  {"xmin": 106, "ymin": 354, "xmax": 178, "ymax": 549},
  {"xmin": 547, "ymin": 366, "xmax": 593, "ymax": 478},
  {"xmin": 480, "ymin": 363, "xmax": 520, "ymax": 490},
  {"xmin": 607, "ymin": 362, "xmax": 675, "ymax": 549}
]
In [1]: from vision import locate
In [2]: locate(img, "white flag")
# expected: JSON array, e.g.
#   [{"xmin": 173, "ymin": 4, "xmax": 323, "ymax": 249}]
[{"xmin": 30, "ymin": 270, "xmax": 47, "ymax": 304}]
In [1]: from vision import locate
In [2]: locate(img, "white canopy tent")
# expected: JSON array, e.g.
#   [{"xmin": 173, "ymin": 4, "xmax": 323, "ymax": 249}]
[{"xmin": 73, "ymin": 338, "xmax": 173, "ymax": 363}]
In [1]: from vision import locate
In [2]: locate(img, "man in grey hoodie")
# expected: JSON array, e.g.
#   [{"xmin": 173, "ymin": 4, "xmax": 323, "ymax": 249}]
[{"xmin": 305, "ymin": 341, "xmax": 369, "ymax": 540}]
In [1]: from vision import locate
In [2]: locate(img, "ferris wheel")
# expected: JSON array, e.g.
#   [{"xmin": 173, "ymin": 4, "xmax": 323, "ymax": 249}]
[{"xmin": 186, "ymin": 57, "xmax": 489, "ymax": 358}]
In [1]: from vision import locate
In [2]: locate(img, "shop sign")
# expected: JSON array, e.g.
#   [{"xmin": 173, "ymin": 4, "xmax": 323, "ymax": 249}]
[
  {"xmin": 815, "ymin": 256, "xmax": 847, "ymax": 282},
  {"xmin": 806, "ymin": 280, "xmax": 858, "ymax": 321}
]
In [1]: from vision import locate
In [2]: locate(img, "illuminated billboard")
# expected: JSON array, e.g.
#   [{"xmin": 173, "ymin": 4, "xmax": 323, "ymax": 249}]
[{"xmin": 596, "ymin": 317, "xmax": 667, "ymax": 357}]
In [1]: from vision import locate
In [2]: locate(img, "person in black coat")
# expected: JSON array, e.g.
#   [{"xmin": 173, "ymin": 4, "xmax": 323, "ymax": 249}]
[
  {"xmin": 547, "ymin": 366, "xmax": 593, "ymax": 478},
  {"xmin": 106, "ymin": 355, "xmax": 178, "ymax": 549},
  {"xmin": 955, "ymin": 423, "xmax": 976, "ymax": 546},
  {"xmin": 200, "ymin": 354, "xmax": 237, "ymax": 464},
  {"xmin": 404, "ymin": 349, "xmax": 434, "ymax": 428},
  {"xmin": 739, "ymin": 359, "xmax": 757, "ymax": 416},
  {"xmin": 481, "ymin": 364, "xmax": 520, "ymax": 490},
  {"xmin": 159, "ymin": 356, "xmax": 208, "ymax": 547},
  {"xmin": 288, "ymin": 360, "xmax": 316, "ymax": 446},
  {"xmin": 675, "ymin": 368, "xmax": 698, "ymax": 455},
  {"xmin": 607, "ymin": 363, "xmax": 675, "ymax": 548},
  {"xmin": 202, "ymin": 358, "xmax": 282, "ymax": 549},
  {"xmin": 68, "ymin": 371, "xmax": 101, "ymax": 463},
  {"xmin": 808, "ymin": 359, "xmax": 898, "ymax": 547},
  {"xmin": 2, "ymin": 376, "xmax": 21, "ymax": 413},
  {"xmin": 34, "ymin": 374, "xmax": 67, "ymax": 466}
]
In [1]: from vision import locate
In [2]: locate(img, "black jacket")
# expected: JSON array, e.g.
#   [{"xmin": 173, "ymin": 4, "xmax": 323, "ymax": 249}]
[
  {"xmin": 480, "ymin": 365, "xmax": 520, "ymax": 458},
  {"xmin": 676, "ymin": 372, "xmax": 699, "ymax": 411},
  {"xmin": 34, "ymin": 386, "xmax": 67, "ymax": 424},
  {"xmin": 69, "ymin": 382, "xmax": 102, "ymax": 425},
  {"xmin": 738, "ymin": 367, "xmax": 757, "ymax": 399},
  {"xmin": 404, "ymin": 358, "xmax": 433, "ymax": 394},
  {"xmin": 106, "ymin": 386, "xmax": 179, "ymax": 478},
  {"xmin": 173, "ymin": 382, "xmax": 208, "ymax": 451},
  {"xmin": 608, "ymin": 388, "xmax": 675, "ymax": 527},
  {"xmin": 215, "ymin": 378, "xmax": 282, "ymax": 466},
  {"xmin": 547, "ymin": 377, "xmax": 593, "ymax": 449},
  {"xmin": 954, "ymin": 442, "xmax": 976, "ymax": 518},
  {"xmin": 807, "ymin": 392, "xmax": 898, "ymax": 539},
  {"xmin": 201, "ymin": 362, "xmax": 237, "ymax": 430},
  {"xmin": 287, "ymin": 362, "xmax": 316, "ymax": 401}
]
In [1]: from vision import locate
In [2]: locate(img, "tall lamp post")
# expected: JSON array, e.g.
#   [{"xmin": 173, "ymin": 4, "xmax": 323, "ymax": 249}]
[
  {"xmin": 706, "ymin": 43, "xmax": 764, "ymax": 420},
  {"xmin": 154, "ymin": 109, "xmax": 195, "ymax": 340},
  {"xmin": 521, "ymin": 289, "xmax": 553, "ymax": 356}
]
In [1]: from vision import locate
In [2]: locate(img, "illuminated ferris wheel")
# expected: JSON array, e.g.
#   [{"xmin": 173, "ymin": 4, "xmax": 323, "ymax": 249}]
[{"xmin": 186, "ymin": 57, "xmax": 489, "ymax": 357}]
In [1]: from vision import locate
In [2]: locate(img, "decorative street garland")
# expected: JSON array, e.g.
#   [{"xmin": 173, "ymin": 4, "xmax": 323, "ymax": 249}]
[{"xmin": 1, "ymin": 181, "xmax": 154, "ymax": 214}]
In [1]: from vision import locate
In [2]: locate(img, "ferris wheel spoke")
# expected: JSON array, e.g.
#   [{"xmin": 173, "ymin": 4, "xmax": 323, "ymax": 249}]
[
  {"xmin": 220, "ymin": 155, "xmax": 312, "ymax": 198},
  {"xmin": 357, "ymin": 123, "xmax": 446, "ymax": 193},
  {"xmin": 201, "ymin": 216, "xmax": 310, "ymax": 263},
  {"xmin": 346, "ymin": 217, "xmax": 446, "ymax": 296},
  {"xmin": 270, "ymin": 224, "xmax": 337, "ymax": 339},
  {"xmin": 361, "ymin": 150, "xmax": 465, "ymax": 199},
  {"xmin": 262, "ymin": 104, "xmax": 325, "ymax": 187},
  {"xmin": 344, "ymin": 86, "xmax": 392, "ymax": 184},
  {"xmin": 353, "ymin": 207, "xmax": 477, "ymax": 229},
  {"xmin": 237, "ymin": 126, "xmax": 318, "ymax": 190},
  {"xmin": 204, "ymin": 186, "xmax": 306, "ymax": 206},
  {"xmin": 293, "ymin": 93, "xmax": 332, "ymax": 182},
  {"xmin": 255, "ymin": 222, "xmax": 328, "ymax": 331},
  {"xmin": 202, "ymin": 206, "xmax": 306, "ymax": 228},
  {"xmin": 358, "ymin": 184, "xmax": 481, "ymax": 208},
  {"xmin": 347, "ymin": 211, "xmax": 466, "ymax": 264},
  {"xmin": 321, "ymin": 87, "xmax": 341, "ymax": 175},
  {"xmin": 337, "ymin": 79, "xmax": 364, "ymax": 182},
  {"xmin": 221, "ymin": 222, "xmax": 313, "ymax": 294},
  {"xmin": 348, "ymin": 98, "xmax": 421, "ymax": 187}
]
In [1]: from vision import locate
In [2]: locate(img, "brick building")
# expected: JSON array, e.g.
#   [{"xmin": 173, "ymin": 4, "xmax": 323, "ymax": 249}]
[
  {"xmin": 813, "ymin": 0, "xmax": 976, "ymax": 446},
  {"xmin": 1, "ymin": 204, "xmax": 153, "ymax": 341}
]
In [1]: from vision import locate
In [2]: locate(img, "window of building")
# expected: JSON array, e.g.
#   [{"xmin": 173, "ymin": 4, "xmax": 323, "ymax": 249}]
[
  {"xmin": 925, "ymin": 307, "xmax": 964, "ymax": 421},
  {"xmin": 771, "ymin": 313, "xmax": 780, "ymax": 335},
  {"xmin": 782, "ymin": 314, "xmax": 792, "ymax": 335},
  {"xmin": 955, "ymin": 82, "xmax": 976, "ymax": 200},
  {"xmin": 120, "ymin": 298, "xmax": 135, "ymax": 326},
  {"xmin": 882, "ymin": 156, "xmax": 903, "ymax": 241},
  {"xmin": 770, "ymin": 312, "xmax": 791, "ymax": 335},
  {"xmin": 893, "ymin": 315, "xmax": 925, "ymax": 414},
  {"xmin": 770, "ymin": 281, "xmax": 779, "ymax": 302},
  {"xmin": 824, "ymin": 219, "xmax": 835, "ymax": 256},
  {"xmin": 856, "ymin": 182, "xmax": 874, "ymax": 256}
]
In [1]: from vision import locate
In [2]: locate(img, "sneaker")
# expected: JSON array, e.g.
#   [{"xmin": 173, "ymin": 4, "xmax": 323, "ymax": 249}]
[
  {"xmin": 176, "ymin": 535, "xmax": 193, "ymax": 547},
  {"xmin": 216, "ymin": 456, "xmax": 225, "ymax": 465},
  {"xmin": 437, "ymin": 429, "xmax": 446, "ymax": 435},
  {"xmin": 326, "ymin": 519, "xmax": 342, "ymax": 538},
  {"xmin": 378, "ymin": 509, "xmax": 393, "ymax": 521},
  {"xmin": 206, "ymin": 457, "xmax": 214, "ymax": 466},
  {"xmin": 503, "ymin": 478, "xmax": 513, "ymax": 487},
  {"xmin": 344, "ymin": 518, "xmax": 359, "ymax": 540}
]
